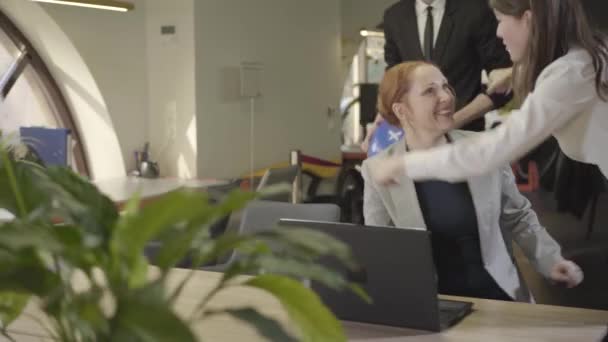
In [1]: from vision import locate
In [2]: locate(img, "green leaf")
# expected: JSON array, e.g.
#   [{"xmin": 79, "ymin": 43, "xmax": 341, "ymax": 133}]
[
  {"xmin": 121, "ymin": 190, "xmax": 142, "ymax": 217},
  {"xmin": 348, "ymin": 284, "xmax": 372, "ymax": 304},
  {"xmin": 245, "ymin": 275, "xmax": 346, "ymax": 342},
  {"xmin": 129, "ymin": 254, "xmax": 149, "ymax": 289},
  {"xmin": 0, "ymin": 151, "xmax": 22, "ymax": 216},
  {"xmin": 214, "ymin": 189, "xmax": 257, "ymax": 217},
  {"xmin": 0, "ymin": 292, "xmax": 29, "ymax": 327},
  {"xmin": 207, "ymin": 307, "xmax": 297, "ymax": 342},
  {"xmin": 111, "ymin": 190, "xmax": 210, "ymax": 262},
  {"xmin": 0, "ymin": 158, "xmax": 50, "ymax": 218},
  {"xmin": 0, "ymin": 249, "xmax": 61, "ymax": 296},
  {"xmin": 255, "ymin": 255, "xmax": 348, "ymax": 290},
  {"xmin": 43, "ymin": 167, "xmax": 118, "ymax": 240},
  {"xmin": 189, "ymin": 233, "xmax": 251, "ymax": 268},
  {"xmin": 169, "ymin": 236, "xmax": 266, "ymax": 306},
  {"xmin": 155, "ymin": 187, "xmax": 281, "ymax": 271},
  {"xmin": 52, "ymin": 287, "xmax": 109, "ymax": 340},
  {"xmin": 258, "ymin": 228, "xmax": 357, "ymax": 268},
  {"xmin": 153, "ymin": 210, "xmax": 215, "ymax": 271},
  {"xmin": 111, "ymin": 282, "xmax": 197, "ymax": 342},
  {"xmin": 50, "ymin": 225, "xmax": 105, "ymax": 272},
  {"xmin": 0, "ymin": 222, "xmax": 63, "ymax": 253},
  {"xmin": 0, "ymin": 161, "xmax": 116, "ymax": 248}
]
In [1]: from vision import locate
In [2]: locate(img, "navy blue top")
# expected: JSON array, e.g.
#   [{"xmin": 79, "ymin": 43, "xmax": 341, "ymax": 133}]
[{"xmin": 414, "ymin": 179, "xmax": 511, "ymax": 301}]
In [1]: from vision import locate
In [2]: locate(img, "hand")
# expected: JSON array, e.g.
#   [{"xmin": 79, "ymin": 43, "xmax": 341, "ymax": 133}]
[
  {"xmin": 487, "ymin": 67, "xmax": 513, "ymax": 95},
  {"xmin": 372, "ymin": 156, "xmax": 406, "ymax": 186},
  {"xmin": 550, "ymin": 260, "xmax": 583, "ymax": 288},
  {"xmin": 361, "ymin": 115, "xmax": 384, "ymax": 153},
  {"xmin": 361, "ymin": 126, "xmax": 376, "ymax": 153}
]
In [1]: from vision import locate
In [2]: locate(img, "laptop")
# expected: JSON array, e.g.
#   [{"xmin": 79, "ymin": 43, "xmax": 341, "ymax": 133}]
[{"xmin": 277, "ymin": 219, "xmax": 473, "ymax": 332}]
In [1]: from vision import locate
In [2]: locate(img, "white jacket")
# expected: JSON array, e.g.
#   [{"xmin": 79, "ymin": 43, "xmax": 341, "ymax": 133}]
[{"xmin": 404, "ymin": 47, "xmax": 608, "ymax": 181}]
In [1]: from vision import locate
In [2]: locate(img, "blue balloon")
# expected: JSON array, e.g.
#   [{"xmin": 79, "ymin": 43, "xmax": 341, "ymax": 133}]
[{"xmin": 368, "ymin": 120, "xmax": 405, "ymax": 157}]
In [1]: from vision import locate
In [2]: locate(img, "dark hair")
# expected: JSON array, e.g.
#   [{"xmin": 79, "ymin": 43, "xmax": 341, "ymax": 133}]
[
  {"xmin": 489, "ymin": 0, "xmax": 608, "ymax": 105},
  {"xmin": 377, "ymin": 61, "xmax": 432, "ymax": 125}
]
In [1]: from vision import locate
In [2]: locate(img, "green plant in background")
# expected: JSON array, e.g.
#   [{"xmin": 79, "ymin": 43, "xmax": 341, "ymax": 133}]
[{"xmin": 0, "ymin": 144, "xmax": 365, "ymax": 342}]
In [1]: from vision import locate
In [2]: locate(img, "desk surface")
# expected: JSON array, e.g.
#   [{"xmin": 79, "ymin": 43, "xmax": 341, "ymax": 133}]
[
  {"xmin": 7, "ymin": 268, "xmax": 608, "ymax": 341},
  {"xmin": 94, "ymin": 177, "xmax": 228, "ymax": 203},
  {"xmin": 0, "ymin": 177, "xmax": 228, "ymax": 225}
]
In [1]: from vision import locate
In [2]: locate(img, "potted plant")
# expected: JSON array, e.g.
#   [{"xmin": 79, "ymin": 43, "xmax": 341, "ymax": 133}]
[{"xmin": 0, "ymin": 145, "xmax": 365, "ymax": 341}]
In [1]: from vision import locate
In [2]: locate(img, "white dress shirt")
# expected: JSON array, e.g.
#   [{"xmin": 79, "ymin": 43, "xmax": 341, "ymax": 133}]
[
  {"xmin": 403, "ymin": 47, "xmax": 608, "ymax": 181},
  {"xmin": 415, "ymin": 0, "xmax": 446, "ymax": 50}
]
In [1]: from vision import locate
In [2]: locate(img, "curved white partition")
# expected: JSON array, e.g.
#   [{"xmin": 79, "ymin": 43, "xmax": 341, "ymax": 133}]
[{"xmin": 0, "ymin": 0, "xmax": 126, "ymax": 180}]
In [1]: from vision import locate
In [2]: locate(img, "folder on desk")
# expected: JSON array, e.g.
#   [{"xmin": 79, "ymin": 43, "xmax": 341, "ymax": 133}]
[{"xmin": 19, "ymin": 127, "xmax": 71, "ymax": 167}]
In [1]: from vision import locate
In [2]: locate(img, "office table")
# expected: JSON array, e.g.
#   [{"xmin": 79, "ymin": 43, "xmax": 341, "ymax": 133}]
[
  {"xmin": 93, "ymin": 176, "xmax": 228, "ymax": 205},
  {"xmin": 6, "ymin": 268, "xmax": 608, "ymax": 341}
]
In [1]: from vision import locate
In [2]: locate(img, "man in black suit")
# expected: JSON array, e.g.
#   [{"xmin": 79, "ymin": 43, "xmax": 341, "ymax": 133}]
[{"xmin": 382, "ymin": 0, "xmax": 511, "ymax": 131}]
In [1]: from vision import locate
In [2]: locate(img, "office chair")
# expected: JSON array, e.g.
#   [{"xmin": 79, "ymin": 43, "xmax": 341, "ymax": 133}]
[
  {"xmin": 203, "ymin": 200, "xmax": 340, "ymax": 272},
  {"xmin": 144, "ymin": 179, "xmax": 243, "ymax": 267},
  {"xmin": 255, "ymin": 165, "xmax": 300, "ymax": 202}
]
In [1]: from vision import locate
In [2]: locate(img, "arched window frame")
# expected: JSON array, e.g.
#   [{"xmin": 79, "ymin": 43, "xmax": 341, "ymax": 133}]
[{"xmin": 0, "ymin": 10, "xmax": 90, "ymax": 176}]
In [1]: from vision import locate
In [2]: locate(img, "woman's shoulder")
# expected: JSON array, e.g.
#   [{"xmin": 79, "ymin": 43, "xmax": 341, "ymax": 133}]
[
  {"xmin": 361, "ymin": 140, "xmax": 403, "ymax": 174},
  {"xmin": 540, "ymin": 48, "xmax": 595, "ymax": 82}
]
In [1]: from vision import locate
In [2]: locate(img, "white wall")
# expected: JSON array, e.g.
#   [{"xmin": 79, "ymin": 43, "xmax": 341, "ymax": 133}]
[
  {"xmin": 145, "ymin": 0, "xmax": 197, "ymax": 179},
  {"xmin": 195, "ymin": 0, "xmax": 342, "ymax": 179},
  {"xmin": 9, "ymin": 0, "xmax": 384, "ymax": 180},
  {"xmin": 40, "ymin": 0, "xmax": 198, "ymax": 179},
  {"xmin": 41, "ymin": 0, "xmax": 148, "ymax": 173}
]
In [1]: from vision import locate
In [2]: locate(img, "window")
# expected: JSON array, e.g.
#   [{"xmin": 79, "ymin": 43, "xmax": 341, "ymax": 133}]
[{"xmin": 0, "ymin": 10, "xmax": 89, "ymax": 175}]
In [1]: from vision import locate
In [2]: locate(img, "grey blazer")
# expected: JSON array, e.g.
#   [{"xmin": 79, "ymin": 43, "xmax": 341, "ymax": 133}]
[{"xmin": 361, "ymin": 131, "xmax": 564, "ymax": 302}]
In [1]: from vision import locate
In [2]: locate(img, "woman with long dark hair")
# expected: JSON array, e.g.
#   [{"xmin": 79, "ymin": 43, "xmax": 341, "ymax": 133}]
[{"xmin": 371, "ymin": 0, "xmax": 608, "ymax": 184}]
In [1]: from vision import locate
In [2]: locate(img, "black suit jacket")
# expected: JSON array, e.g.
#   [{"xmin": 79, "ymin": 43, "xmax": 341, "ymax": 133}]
[{"xmin": 383, "ymin": 0, "xmax": 511, "ymax": 131}]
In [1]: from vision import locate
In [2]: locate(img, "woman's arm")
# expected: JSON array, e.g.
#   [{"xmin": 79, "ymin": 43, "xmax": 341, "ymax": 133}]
[
  {"xmin": 361, "ymin": 161, "xmax": 392, "ymax": 226},
  {"xmin": 499, "ymin": 165, "xmax": 584, "ymax": 287},
  {"xmin": 401, "ymin": 58, "xmax": 596, "ymax": 182},
  {"xmin": 498, "ymin": 165, "xmax": 563, "ymax": 278}
]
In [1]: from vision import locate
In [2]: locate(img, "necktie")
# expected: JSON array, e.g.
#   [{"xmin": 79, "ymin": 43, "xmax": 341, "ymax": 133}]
[{"xmin": 424, "ymin": 5, "xmax": 434, "ymax": 60}]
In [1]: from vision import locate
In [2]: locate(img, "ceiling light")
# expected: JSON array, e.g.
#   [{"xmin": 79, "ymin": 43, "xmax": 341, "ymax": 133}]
[
  {"xmin": 360, "ymin": 29, "xmax": 384, "ymax": 38},
  {"xmin": 31, "ymin": 0, "xmax": 134, "ymax": 12}
]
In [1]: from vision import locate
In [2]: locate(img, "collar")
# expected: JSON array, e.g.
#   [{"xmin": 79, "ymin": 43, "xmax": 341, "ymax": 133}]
[
  {"xmin": 415, "ymin": 0, "xmax": 446, "ymax": 16},
  {"xmin": 404, "ymin": 132, "xmax": 452, "ymax": 152}
]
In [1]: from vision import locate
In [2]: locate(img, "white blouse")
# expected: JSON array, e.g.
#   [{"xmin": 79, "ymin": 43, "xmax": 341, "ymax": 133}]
[{"xmin": 404, "ymin": 47, "xmax": 608, "ymax": 181}]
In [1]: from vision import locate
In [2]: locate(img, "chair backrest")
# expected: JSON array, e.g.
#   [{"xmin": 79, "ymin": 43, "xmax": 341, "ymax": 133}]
[
  {"xmin": 256, "ymin": 165, "xmax": 300, "ymax": 202},
  {"xmin": 256, "ymin": 165, "xmax": 299, "ymax": 190},
  {"xmin": 238, "ymin": 200, "xmax": 340, "ymax": 235},
  {"xmin": 216, "ymin": 201, "xmax": 340, "ymax": 265},
  {"xmin": 19, "ymin": 127, "xmax": 71, "ymax": 167}
]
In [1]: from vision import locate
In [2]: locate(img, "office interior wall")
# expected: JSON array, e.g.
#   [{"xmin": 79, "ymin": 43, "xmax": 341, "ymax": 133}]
[
  {"xmin": 41, "ymin": 1, "xmax": 148, "ymax": 173},
  {"xmin": 145, "ymin": 0, "xmax": 197, "ymax": 179},
  {"xmin": 1, "ymin": 0, "xmax": 125, "ymax": 180},
  {"xmin": 194, "ymin": 0, "xmax": 342, "ymax": 179}
]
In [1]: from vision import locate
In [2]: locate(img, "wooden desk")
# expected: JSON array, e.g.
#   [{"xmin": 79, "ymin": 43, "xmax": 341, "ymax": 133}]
[{"xmin": 7, "ymin": 269, "xmax": 608, "ymax": 341}]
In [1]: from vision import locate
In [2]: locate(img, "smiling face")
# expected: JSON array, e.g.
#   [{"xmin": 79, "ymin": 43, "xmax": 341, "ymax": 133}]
[
  {"xmin": 495, "ymin": 9, "xmax": 532, "ymax": 63},
  {"xmin": 391, "ymin": 64, "xmax": 456, "ymax": 134}
]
